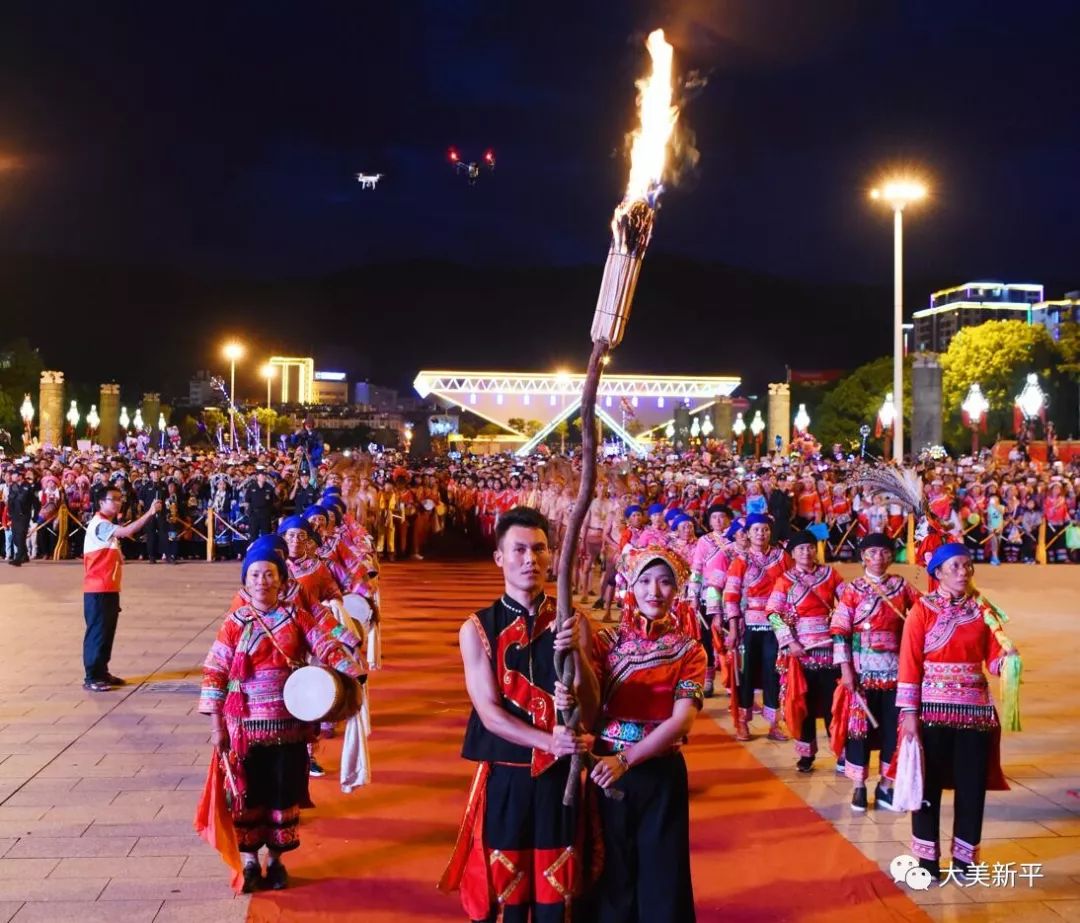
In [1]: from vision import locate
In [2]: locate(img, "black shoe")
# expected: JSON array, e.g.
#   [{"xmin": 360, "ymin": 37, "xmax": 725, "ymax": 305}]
[
  {"xmin": 850, "ymin": 786, "xmax": 868, "ymax": 812},
  {"xmin": 83, "ymin": 679, "xmax": 113, "ymax": 692},
  {"xmin": 104, "ymin": 674, "xmax": 127, "ymax": 686},
  {"xmin": 592, "ymin": 598, "xmax": 605, "ymax": 610},
  {"xmin": 796, "ymin": 757, "xmax": 815, "ymax": 773},
  {"xmin": 309, "ymin": 760, "xmax": 325, "ymax": 777},
  {"xmin": 874, "ymin": 782, "xmax": 900, "ymax": 812},
  {"xmin": 265, "ymin": 861, "xmax": 288, "ymax": 890},
  {"xmin": 8, "ymin": 560, "xmax": 21, "ymax": 567},
  {"xmin": 242, "ymin": 863, "xmax": 263, "ymax": 893},
  {"xmin": 919, "ymin": 858, "xmax": 942, "ymax": 881}
]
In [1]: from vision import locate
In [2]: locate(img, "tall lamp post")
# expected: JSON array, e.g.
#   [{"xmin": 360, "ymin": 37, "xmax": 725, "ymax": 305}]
[
  {"xmin": 1014, "ymin": 373, "xmax": 1046, "ymax": 437},
  {"xmin": 222, "ymin": 341, "xmax": 245, "ymax": 450},
  {"xmin": 261, "ymin": 363, "xmax": 276, "ymax": 451},
  {"xmin": 877, "ymin": 392, "xmax": 896, "ymax": 461},
  {"xmin": 750, "ymin": 410, "xmax": 765, "ymax": 458},
  {"xmin": 732, "ymin": 412, "xmax": 746, "ymax": 456},
  {"xmin": 20, "ymin": 394, "xmax": 34, "ymax": 446},
  {"xmin": 961, "ymin": 383, "xmax": 989, "ymax": 455},
  {"xmin": 119, "ymin": 406, "xmax": 130, "ymax": 434},
  {"xmin": 158, "ymin": 412, "xmax": 167, "ymax": 451},
  {"xmin": 871, "ymin": 177, "xmax": 927, "ymax": 463},
  {"xmin": 66, "ymin": 400, "xmax": 80, "ymax": 447},
  {"xmin": 793, "ymin": 403, "xmax": 810, "ymax": 434},
  {"xmin": 86, "ymin": 404, "xmax": 100, "ymax": 445}
]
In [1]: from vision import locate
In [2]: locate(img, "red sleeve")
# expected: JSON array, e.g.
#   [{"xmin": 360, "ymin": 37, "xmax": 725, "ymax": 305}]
[{"xmin": 897, "ymin": 599, "xmax": 929, "ymax": 709}]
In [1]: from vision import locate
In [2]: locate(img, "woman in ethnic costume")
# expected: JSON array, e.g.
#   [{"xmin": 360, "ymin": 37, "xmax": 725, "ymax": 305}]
[
  {"xmin": 586, "ymin": 544, "xmax": 706, "ymax": 923},
  {"xmin": 199, "ymin": 541, "xmax": 365, "ymax": 892},
  {"xmin": 897, "ymin": 542, "xmax": 1020, "ymax": 881}
]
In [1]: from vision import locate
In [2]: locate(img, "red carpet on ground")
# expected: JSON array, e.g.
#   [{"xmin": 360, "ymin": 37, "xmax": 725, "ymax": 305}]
[{"xmin": 248, "ymin": 559, "xmax": 927, "ymax": 922}]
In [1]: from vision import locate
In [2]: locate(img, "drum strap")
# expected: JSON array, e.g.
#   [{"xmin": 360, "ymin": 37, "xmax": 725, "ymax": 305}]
[{"xmin": 250, "ymin": 608, "xmax": 304, "ymax": 670}]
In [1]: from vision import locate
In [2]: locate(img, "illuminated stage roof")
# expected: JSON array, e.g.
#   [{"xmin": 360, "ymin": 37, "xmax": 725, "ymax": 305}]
[{"xmin": 413, "ymin": 369, "xmax": 741, "ymax": 456}]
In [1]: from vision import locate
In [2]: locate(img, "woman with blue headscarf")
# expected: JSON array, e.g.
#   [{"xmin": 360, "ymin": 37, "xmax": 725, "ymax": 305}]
[
  {"xmin": 199, "ymin": 540, "xmax": 365, "ymax": 892},
  {"xmin": 896, "ymin": 543, "xmax": 1020, "ymax": 883}
]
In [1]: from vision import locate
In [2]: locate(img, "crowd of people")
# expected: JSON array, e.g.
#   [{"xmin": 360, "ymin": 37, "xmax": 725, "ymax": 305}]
[
  {"xmin": 4, "ymin": 437, "xmax": 1080, "ymax": 570},
  {"xmin": 4, "ymin": 435, "xmax": 1044, "ymax": 915}
]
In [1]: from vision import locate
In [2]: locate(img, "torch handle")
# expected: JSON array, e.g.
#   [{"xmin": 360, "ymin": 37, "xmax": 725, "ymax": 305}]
[{"xmin": 555, "ymin": 337, "xmax": 609, "ymax": 807}]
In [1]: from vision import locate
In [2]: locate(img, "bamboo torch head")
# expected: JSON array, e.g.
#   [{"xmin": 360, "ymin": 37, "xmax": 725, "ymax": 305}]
[{"xmin": 590, "ymin": 29, "xmax": 676, "ymax": 349}]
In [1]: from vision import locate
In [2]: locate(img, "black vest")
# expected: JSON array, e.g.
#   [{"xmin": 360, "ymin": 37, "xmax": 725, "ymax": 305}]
[{"xmin": 461, "ymin": 594, "xmax": 558, "ymax": 766}]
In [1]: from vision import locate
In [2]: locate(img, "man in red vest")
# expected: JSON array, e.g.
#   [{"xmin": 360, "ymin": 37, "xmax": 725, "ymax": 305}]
[{"xmin": 82, "ymin": 486, "xmax": 161, "ymax": 691}]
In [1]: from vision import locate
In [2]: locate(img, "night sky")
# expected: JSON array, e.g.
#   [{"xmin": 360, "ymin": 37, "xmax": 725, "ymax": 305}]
[{"xmin": 2, "ymin": 1, "xmax": 1079, "ymax": 393}]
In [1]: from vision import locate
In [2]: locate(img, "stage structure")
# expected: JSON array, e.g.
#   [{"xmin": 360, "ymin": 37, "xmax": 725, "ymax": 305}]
[
  {"xmin": 413, "ymin": 370, "xmax": 740, "ymax": 456},
  {"xmin": 268, "ymin": 356, "xmax": 315, "ymax": 405}
]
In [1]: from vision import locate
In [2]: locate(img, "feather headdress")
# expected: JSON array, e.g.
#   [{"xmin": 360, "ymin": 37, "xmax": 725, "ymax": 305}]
[{"xmin": 853, "ymin": 464, "xmax": 925, "ymax": 515}]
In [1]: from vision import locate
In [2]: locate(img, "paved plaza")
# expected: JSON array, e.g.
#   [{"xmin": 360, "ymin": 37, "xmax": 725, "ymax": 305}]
[{"xmin": 0, "ymin": 559, "xmax": 1078, "ymax": 922}]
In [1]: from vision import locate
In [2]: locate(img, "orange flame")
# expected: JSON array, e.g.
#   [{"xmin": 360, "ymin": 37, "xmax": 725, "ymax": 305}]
[{"xmin": 623, "ymin": 29, "xmax": 678, "ymax": 204}]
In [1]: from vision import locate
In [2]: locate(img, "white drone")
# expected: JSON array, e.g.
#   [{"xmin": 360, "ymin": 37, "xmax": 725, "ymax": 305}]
[{"xmin": 355, "ymin": 172, "xmax": 383, "ymax": 190}]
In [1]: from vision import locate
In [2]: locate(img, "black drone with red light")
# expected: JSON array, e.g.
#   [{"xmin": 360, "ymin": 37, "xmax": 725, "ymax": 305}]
[{"xmin": 447, "ymin": 147, "xmax": 495, "ymax": 184}]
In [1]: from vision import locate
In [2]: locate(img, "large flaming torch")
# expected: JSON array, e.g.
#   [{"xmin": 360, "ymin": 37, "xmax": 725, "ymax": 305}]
[{"xmin": 556, "ymin": 28, "xmax": 679, "ymax": 806}]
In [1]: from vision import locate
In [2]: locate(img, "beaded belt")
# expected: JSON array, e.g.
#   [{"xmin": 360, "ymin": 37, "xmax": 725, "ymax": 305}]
[{"xmin": 598, "ymin": 718, "xmax": 660, "ymax": 752}]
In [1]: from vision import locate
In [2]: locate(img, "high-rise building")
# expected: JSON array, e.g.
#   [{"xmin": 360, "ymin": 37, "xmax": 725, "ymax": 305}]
[
  {"xmin": 1031, "ymin": 292, "xmax": 1080, "ymax": 341},
  {"xmin": 912, "ymin": 281, "xmax": 1043, "ymax": 353}
]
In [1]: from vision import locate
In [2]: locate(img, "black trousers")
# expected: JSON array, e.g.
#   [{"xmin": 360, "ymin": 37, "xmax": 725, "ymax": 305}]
[
  {"xmin": 698, "ymin": 604, "xmax": 715, "ymax": 670},
  {"xmin": 738, "ymin": 629, "xmax": 780, "ymax": 716},
  {"xmin": 145, "ymin": 518, "xmax": 167, "ymax": 560},
  {"xmin": 476, "ymin": 761, "xmax": 577, "ymax": 923},
  {"xmin": 844, "ymin": 687, "xmax": 899, "ymax": 783},
  {"xmin": 83, "ymin": 592, "xmax": 120, "ymax": 681},
  {"xmin": 797, "ymin": 666, "xmax": 839, "ymax": 757},
  {"xmin": 10, "ymin": 517, "xmax": 29, "ymax": 563},
  {"xmin": 596, "ymin": 752, "xmax": 695, "ymax": 923},
  {"xmin": 912, "ymin": 725, "xmax": 990, "ymax": 864}
]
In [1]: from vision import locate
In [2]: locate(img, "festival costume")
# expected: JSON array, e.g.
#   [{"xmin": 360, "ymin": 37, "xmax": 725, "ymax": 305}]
[
  {"xmin": 688, "ymin": 531, "xmax": 731, "ymax": 690},
  {"xmin": 441, "ymin": 594, "xmax": 583, "ymax": 923},
  {"xmin": 199, "ymin": 602, "xmax": 364, "ymax": 853},
  {"xmin": 591, "ymin": 606, "xmax": 705, "ymax": 923},
  {"xmin": 723, "ymin": 547, "xmax": 792, "ymax": 731},
  {"xmin": 830, "ymin": 573, "xmax": 920, "ymax": 784},
  {"xmin": 768, "ymin": 564, "xmax": 844, "ymax": 757},
  {"xmin": 897, "ymin": 591, "xmax": 1013, "ymax": 868}
]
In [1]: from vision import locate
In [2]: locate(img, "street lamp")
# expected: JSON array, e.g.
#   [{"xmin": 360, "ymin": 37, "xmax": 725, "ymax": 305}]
[
  {"xmin": 961, "ymin": 383, "xmax": 989, "ymax": 454},
  {"xmin": 119, "ymin": 406, "xmax": 130, "ymax": 432},
  {"xmin": 133, "ymin": 408, "xmax": 145, "ymax": 433},
  {"xmin": 870, "ymin": 176, "xmax": 927, "ymax": 463},
  {"xmin": 664, "ymin": 421, "xmax": 675, "ymax": 440},
  {"xmin": 86, "ymin": 404, "xmax": 100, "ymax": 444},
  {"xmin": 690, "ymin": 417, "xmax": 701, "ymax": 441},
  {"xmin": 749, "ymin": 410, "xmax": 765, "ymax": 458},
  {"xmin": 1014, "ymin": 373, "xmax": 1046, "ymax": 437},
  {"xmin": 222, "ymin": 340, "xmax": 245, "ymax": 450},
  {"xmin": 158, "ymin": 412, "xmax": 167, "ymax": 450},
  {"xmin": 701, "ymin": 415, "xmax": 713, "ymax": 437},
  {"xmin": 732, "ymin": 412, "xmax": 746, "ymax": 455},
  {"xmin": 261, "ymin": 363, "xmax": 276, "ymax": 451},
  {"xmin": 66, "ymin": 400, "xmax": 80, "ymax": 447},
  {"xmin": 877, "ymin": 391, "xmax": 896, "ymax": 460},
  {"xmin": 20, "ymin": 394, "xmax": 34, "ymax": 446},
  {"xmin": 793, "ymin": 403, "xmax": 810, "ymax": 434}
]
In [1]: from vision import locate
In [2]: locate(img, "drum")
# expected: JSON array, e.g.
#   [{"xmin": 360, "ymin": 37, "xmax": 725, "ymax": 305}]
[
  {"xmin": 421, "ymin": 498, "xmax": 436, "ymax": 511},
  {"xmin": 283, "ymin": 665, "xmax": 352, "ymax": 723},
  {"xmin": 343, "ymin": 593, "xmax": 374, "ymax": 629}
]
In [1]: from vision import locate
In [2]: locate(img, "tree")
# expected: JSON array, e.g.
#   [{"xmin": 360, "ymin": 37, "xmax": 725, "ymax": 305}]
[
  {"xmin": 813, "ymin": 356, "xmax": 912, "ymax": 453},
  {"xmin": 940, "ymin": 320, "xmax": 1058, "ymax": 446},
  {"xmin": 507, "ymin": 417, "xmax": 526, "ymax": 433},
  {"xmin": 523, "ymin": 419, "xmax": 544, "ymax": 437},
  {"xmin": 0, "ymin": 338, "xmax": 43, "ymax": 430},
  {"xmin": 202, "ymin": 408, "xmax": 227, "ymax": 442}
]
